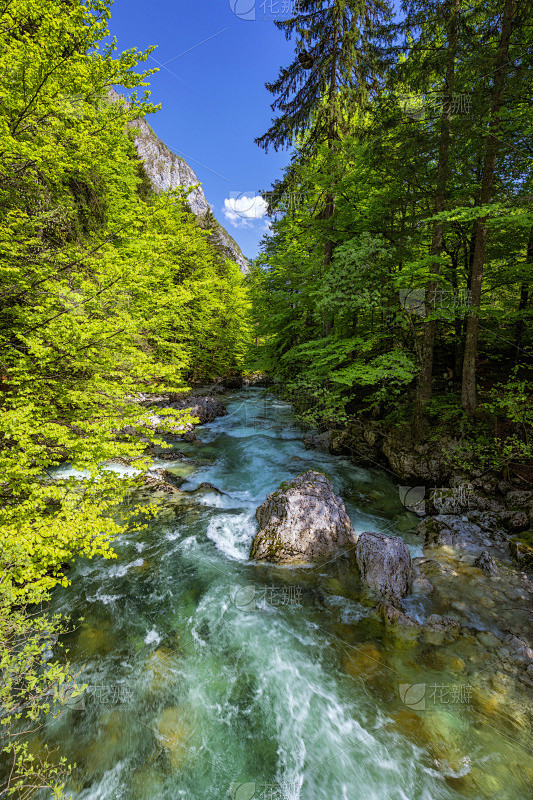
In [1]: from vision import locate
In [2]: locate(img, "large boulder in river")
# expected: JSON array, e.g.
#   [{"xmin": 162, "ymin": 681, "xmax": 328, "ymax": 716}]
[
  {"xmin": 169, "ymin": 395, "xmax": 227, "ymax": 424},
  {"xmin": 356, "ymin": 531, "xmax": 412, "ymax": 600},
  {"xmin": 250, "ymin": 471, "xmax": 356, "ymax": 564},
  {"xmin": 138, "ymin": 468, "xmax": 184, "ymax": 494}
]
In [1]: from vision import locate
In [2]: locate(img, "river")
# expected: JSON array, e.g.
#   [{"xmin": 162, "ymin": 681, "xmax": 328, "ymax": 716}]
[{"xmin": 40, "ymin": 390, "xmax": 532, "ymax": 800}]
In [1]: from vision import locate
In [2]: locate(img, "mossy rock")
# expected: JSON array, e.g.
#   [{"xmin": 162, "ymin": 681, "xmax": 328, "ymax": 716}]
[{"xmin": 509, "ymin": 534, "xmax": 533, "ymax": 569}]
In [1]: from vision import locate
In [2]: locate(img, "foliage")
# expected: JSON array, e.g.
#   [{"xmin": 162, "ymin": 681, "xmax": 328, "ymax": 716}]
[
  {"xmin": 250, "ymin": 0, "xmax": 532, "ymax": 450},
  {"xmin": 0, "ymin": 606, "xmax": 79, "ymax": 799},
  {"xmin": 0, "ymin": 1, "xmax": 251, "ymax": 796}
]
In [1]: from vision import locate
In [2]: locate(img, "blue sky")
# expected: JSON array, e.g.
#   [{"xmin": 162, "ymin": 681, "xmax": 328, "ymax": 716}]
[{"xmin": 109, "ymin": 0, "xmax": 298, "ymax": 259}]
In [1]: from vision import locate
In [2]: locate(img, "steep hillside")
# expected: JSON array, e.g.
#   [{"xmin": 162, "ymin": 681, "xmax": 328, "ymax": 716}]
[{"xmin": 130, "ymin": 118, "xmax": 249, "ymax": 273}]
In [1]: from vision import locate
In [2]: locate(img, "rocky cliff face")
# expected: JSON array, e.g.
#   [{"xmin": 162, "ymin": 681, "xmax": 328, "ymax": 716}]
[{"xmin": 130, "ymin": 118, "xmax": 249, "ymax": 274}]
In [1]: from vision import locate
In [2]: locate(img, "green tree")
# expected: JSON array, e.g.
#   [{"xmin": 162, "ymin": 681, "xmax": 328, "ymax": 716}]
[{"xmin": 0, "ymin": 1, "xmax": 251, "ymax": 795}]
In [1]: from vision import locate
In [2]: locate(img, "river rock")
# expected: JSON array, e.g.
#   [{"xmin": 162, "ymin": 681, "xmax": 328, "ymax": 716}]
[
  {"xmin": 250, "ymin": 471, "xmax": 356, "ymax": 564},
  {"xmin": 157, "ymin": 707, "xmax": 192, "ymax": 769},
  {"xmin": 355, "ymin": 531, "xmax": 412, "ymax": 600},
  {"xmin": 418, "ymin": 515, "xmax": 486, "ymax": 553},
  {"xmin": 411, "ymin": 574, "xmax": 435, "ymax": 594},
  {"xmin": 501, "ymin": 634, "xmax": 533, "ymax": 668},
  {"xmin": 382, "ymin": 434, "xmax": 459, "ymax": 483},
  {"xmin": 190, "ymin": 381, "xmax": 225, "ymax": 395},
  {"xmin": 378, "ymin": 602, "xmax": 419, "ymax": 630},
  {"xmin": 329, "ymin": 425, "xmax": 382, "ymax": 466},
  {"xmin": 421, "ymin": 614, "xmax": 462, "ymax": 646},
  {"xmin": 140, "ymin": 469, "xmax": 184, "ymax": 494},
  {"xmin": 501, "ymin": 510, "xmax": 530, "ymax": 532},
  {"xmin": 466, "ymin": 510, "xmax": 506, "ymax": 537},
  {"xmin": 243, "ymin": 373, "xmax": 273, "ymax": 387},
  {"xmin": 145, "ymin": 447, "xmax": 188, "ymax": 461},
  {"xmin": 303, "ymin": 431, "xmax": 332, "ymax": 451},
  {"xmin": 429, "ymin": 487, "xmax": 472, "ymax": 515},
  {"xmin": 168, "ymin": 395, "xmax": 227, "ymax": 424},
  {"xmin": 474, "ymin": 550, "xmax": 496, "ymax": 575},
  {"xmin": 505, "ymin": 490, "xmax": 533, "ymax": 511},
  {"xmin": 509, "ymin": 536, "xmax": 533, "ymax": 568},
  {"xmin": 187, "ymin": 482, "xmax": 227, "ymax": 496},
  {"xmin": 429, "ymin": 486, "xmax": 503, "ymax": 515}
]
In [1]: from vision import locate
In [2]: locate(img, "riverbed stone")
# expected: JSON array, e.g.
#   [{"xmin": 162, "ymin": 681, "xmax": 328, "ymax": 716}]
[
  {"xmin": 378, "ymin": 602, "xmax": 419, "ymax": 631},
  {"xmin": 250, "ymin": 471, "xmax": 356, "ymax": 564},
  {"xmin": 411, "ymin": 574, "xmax": 435, "ymax": 594},
  {"xmin": 168, "ymin": 395, "xmax": 227, "ymax": 424},
  {"xmin": 343, "ymin": 643, "xmax": 383, "ymax": 678},
  {"xmin": 139, "ymin": 469, "xmax": 184, "ymax": 494},
  {"xmin": 418, "ymin": 515, "xmax": 487, "ymax": 553},
  {"xmin": 473, "ymin": 549, "xmax": 496, "ymax": 574},
  {"xmin": 356, "ymin": 531, "xmax": 412, "ymax": 600},
  {"xmin": 76, "ymin": 625, "xmax": 112, "ymax": 656},
  {"xmin": 157, "ymin": 707, "xmax": 192, "ymax": 769},
  {"xmin": 187, "ymin": 482, "xmax": 227, "ymax": 496},
  {"xmin": 145, "ymin": 647, "xmax": 177, "ymax": 692}
]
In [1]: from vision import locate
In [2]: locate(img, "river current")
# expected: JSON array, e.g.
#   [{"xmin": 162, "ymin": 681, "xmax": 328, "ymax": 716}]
[{"xmin": 39, "ymin": 390, "xmax": 532, "ymax": 800}]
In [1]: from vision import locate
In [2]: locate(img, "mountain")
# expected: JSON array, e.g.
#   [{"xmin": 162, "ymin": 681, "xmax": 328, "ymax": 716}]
[{"xmin": 130, "ymin": 117, "xmax": 249, "ymax": 274}]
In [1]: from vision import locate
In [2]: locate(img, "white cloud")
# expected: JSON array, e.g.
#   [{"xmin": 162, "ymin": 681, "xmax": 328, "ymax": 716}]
[{"xmin": 223, "ymin": 194, "xmax": 268, "ymax": 227}]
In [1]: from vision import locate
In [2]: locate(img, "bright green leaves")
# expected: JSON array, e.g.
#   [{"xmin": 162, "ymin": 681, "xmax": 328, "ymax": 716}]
[{"xmin": 0, "ymin": 3, "xmax": 251, "ymax": 796}]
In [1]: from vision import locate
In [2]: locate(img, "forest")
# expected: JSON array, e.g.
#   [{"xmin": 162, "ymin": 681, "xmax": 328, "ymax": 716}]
[
  {"xmin": 249, "ymin": 0, "xmax": 533, "ymax": 479},
  {"xmin": 1, "ymin": 0, "xmax": 532, "ymax": 797}
]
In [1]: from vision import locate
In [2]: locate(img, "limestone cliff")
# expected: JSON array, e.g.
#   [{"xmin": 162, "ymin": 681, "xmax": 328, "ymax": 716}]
[{"xmin": 130, "ymin": 118, "xmax": 249, "ymax": 274}]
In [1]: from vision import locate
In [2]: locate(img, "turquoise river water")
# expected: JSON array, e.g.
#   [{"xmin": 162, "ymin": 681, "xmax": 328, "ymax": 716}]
[{"xmin": 37, "ymin": 390, "xmax": 532, "ymax": 800}]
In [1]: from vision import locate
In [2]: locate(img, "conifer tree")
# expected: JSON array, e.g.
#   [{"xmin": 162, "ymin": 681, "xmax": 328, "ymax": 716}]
[
  {"xmin": 256, "ymin": 0, "xmax": 391, "ymax": 153},
  {"xmin": 256, "ymin": 0, "xmax": 391, "ymax": 331}
]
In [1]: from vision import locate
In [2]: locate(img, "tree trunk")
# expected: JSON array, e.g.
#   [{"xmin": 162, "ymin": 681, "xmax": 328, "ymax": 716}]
[
  {"xmin": 416, "ymin": 0, "xmax": 459, "ymax": 410},
  {"xmin": 322, "ymin": 9, "xmax": 339, "ymax": 336},
  {"xmin": 514, "ymin": 226, "xmax": 532, "ymax": 355},
  {"xmin": 461, "ymin": 0, "xmax": 516, "ymax": 412}
]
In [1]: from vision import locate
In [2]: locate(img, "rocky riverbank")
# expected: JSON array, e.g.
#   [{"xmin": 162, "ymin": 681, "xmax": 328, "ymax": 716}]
[
  {"xmin": 302, "ymin": 425, "xmax": 533, "ymax": 696},
  {"xmin": 304, "ymin": 423, "xmax": 533, "ymax": 573}
]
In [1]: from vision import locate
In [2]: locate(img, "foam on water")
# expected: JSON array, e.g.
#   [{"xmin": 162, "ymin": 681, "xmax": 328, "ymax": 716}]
[{"xmin": 206, "ymin": 510, "xmax": 257, "ymax": 561}]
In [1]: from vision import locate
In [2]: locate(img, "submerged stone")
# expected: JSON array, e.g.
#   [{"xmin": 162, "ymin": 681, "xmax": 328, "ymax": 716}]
[
  {"xmin": 157, "ymin": 707, "xmax": 192, "ymax": 769},
  {"xmin": 343, "ymin": 643, "xmax": 383, "ymax": 678},
  {"xmin": 76, "ymin": 625, "xmax": 112, "ymax": 657},
  {"xmin": 145, "ymin": 647, "xmax": 177, "ymax": 692}
]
